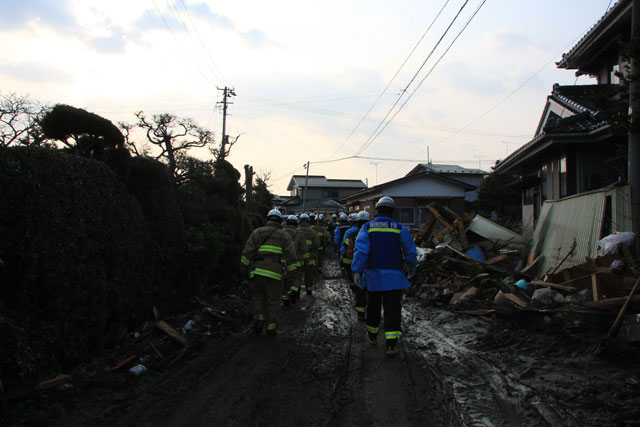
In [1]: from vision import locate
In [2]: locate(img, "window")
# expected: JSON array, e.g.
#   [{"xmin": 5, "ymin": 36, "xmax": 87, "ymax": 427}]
[
  {"xmin": 560, "ymin": 156, "xmax": 567, "ymax": 197},
  {"xmin": 323, "ymin": 190, "xmax": 339, "ymax": 198},
  {"xmin": 524, "ymin": 187, "xmax": 535, "ymax": 205},
  {"xmin": 540, "ymin": 164, "xmax": 548, "ymax": 201},
  {"xmin": 394, "ymin": 207, "xmax": 415, "ymax": 225},
  {"xmin": 418, "ymin": 207, "xmax": 430, "ymax": 227}
]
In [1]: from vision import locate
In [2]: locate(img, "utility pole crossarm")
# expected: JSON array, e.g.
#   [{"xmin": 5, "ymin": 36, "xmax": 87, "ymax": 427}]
[{"xmin": 217, "ymin": 86, "xmax": 236, "ymax": 161}]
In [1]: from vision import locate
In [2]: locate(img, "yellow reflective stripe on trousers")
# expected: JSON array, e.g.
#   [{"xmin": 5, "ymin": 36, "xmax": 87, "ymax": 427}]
[
  {"xmin": 258, "ymin": 245, "xmax": 283, "ymax": 254},
  {"xmin": 385, "ymin": 331, "xmax": 402, "ymax": 339},
  {"xmin": 306, "ymin": 240, "xmax": 312, "ymax": 246},
  {"xmin": 366, "ymin": 325, "xmax": 379, "ymax": 334},
  {"xmin": 287, "ymin": 263, "xmax": 297, "ymax": 272},
  {"xmin": 355, "ymin": 306, "xmax": 365, "ymax": 313},
  {"xmin": 241, "ymin": 256, "xmax": 250, "ymax": 266},
  {"xmin": 308, "ymin": 260, "xmax": 316, "ymax": 266},
  {"xmin": 368, "ymin": 227, "xmax": 401, "ymax": 234},
  {"xmin": 343, "ymin": 258, "xmax": 352, "ymax": 264},
  {"xmin": 303, "ymin": 252, "xmax": 310, "ymax": 259},
  {"xmin": 267, "ymin": 323, "xmax": 277, "ymax": 330},
  {"xmin": 251, "ymin": 268, "xmax": 282, "ymax": 280}
]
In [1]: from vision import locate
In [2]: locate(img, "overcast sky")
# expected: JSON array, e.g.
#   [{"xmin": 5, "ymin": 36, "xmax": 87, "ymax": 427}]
[{"xmin": 0, "ymin": 0, "xmax": 615, "ymax": 194}]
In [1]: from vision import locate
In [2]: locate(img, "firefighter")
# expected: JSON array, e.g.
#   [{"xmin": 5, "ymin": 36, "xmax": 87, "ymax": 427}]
[
  {"xmin": 338, "ymin": 213, "xmax": 358, "ymax": 277},
  {"xmin": 334, "ymin": 213, "xmax": 350, "ymax": 255},
  {"xmin": 351, "ymin": 197, "xmax": 417, "ymax": 356},
  {"xmin": 282, "ymin": 214, "xmax": 309, "ymax": 304},
  {"xmin": 241, "ymin": 209, "xmax": 298, "ymax": 336},
  {"xmin": 312, "ymin": 213, "xmax": 329, "ymax": 275},
  {"xmin": 340, "ymin": 210, "xmax": 370, "ymax": 320},
  {"xmin": 298, "ymin": 213, "xmax": 320, "ymax": 295}
]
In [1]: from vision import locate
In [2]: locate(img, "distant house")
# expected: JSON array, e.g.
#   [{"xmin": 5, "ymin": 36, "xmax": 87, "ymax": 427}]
[
  {"xmin": 493, "ymin": 0, "xmax": 631, "ymax": 236},
  {"xmin": 277, "ymin": 175, "xmax": 367, "ymax": 214},
  {"xmin": 342, "ymin": 163, "xmax": 485, "ymax": 228}
]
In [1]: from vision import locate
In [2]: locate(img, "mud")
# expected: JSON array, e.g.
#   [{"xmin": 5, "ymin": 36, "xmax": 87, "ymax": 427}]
[{"xmin": 5, "ymin": 254, "xmax": 640, "ymax": 426}]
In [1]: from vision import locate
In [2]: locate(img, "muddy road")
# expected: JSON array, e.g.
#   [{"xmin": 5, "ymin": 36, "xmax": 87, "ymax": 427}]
[{"xmin": 8, "ymin": 254, "xmax": 640, "ymax": 426}]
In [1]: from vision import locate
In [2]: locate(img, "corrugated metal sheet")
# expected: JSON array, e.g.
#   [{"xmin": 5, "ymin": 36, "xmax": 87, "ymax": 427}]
[
  {"xmin": 529, "ymin": 185, "xmax": 632, "ymax": 277},
  {"xmin": 466, "ymin": 215, "xmax": 528, "ymax": 249}
]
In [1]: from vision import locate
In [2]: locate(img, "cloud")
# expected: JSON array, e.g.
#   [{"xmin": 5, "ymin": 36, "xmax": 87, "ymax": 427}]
[
  {"xmin": 0, "ymin": 0, "xmax": 78, "ymax": 33},
  {"xmin": 134, "ymin": 8, "xmax": 185, "ymax": 32},
  {"xmin": 187, "ymin": 2, "xmax": 234, "ymax": 30},
  {"xmin": 0, "ymin": 61, "xmax": 72, "ymax": 84},
  {"xmin": 439, "ymin": 61, "xmax": 505, "ymax": 95},
  {"xmin": 484, "ymin": 28, "xmax": 534, "ymax": 52},
  {"xmin": 89, "ymin": 26, "xmax": 128, "ymax": 54}
]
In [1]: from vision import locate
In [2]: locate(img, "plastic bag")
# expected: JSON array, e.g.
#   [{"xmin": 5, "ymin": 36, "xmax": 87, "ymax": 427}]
[{"xmin": 597, "ymin": 232, "xmax": 636, "ymax": 256}]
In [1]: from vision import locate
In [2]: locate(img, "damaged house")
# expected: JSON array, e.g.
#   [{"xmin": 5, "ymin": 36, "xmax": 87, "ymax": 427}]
[{"xmin": 493, "ymin": 0, "xmax": 634, "ymax": 276}]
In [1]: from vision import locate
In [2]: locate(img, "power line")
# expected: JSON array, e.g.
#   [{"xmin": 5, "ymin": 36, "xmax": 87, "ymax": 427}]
[
  {"xmin": 353, "ymin": 0, "xmax": 471, "ymax": 157},
  {"xmin": 329, "ymin": 0, "xmax": 452, "ymax": 158},
  {"xmin": 357, "ymin": 0, "xmax": 487, "ymax": 156}
]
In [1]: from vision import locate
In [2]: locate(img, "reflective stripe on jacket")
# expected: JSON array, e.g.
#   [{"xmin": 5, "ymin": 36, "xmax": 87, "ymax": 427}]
[
  {"xmin": 240, "ymin": 221, "xmax": 297, "ymax": 281},
  {"xmin": 350, "ymin": 215, "xmax": 417, "ymax": 292},
  {"xmin": 299, "ymin": 223, "xmax": 320, "ymax": 267},
  {"xmin": 339, "ymin": 225, "xmax": 359, "ymax": 263}
]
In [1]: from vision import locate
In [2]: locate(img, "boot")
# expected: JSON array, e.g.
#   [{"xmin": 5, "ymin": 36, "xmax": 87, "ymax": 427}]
[
  {"xmin": 385, "ymin": 339, "xmax": 399, "ymax": 357},
  {"xmin": 365, "ymin": 331, "xmax": 377, "ymax": 345},
  {"xmin": 288, "ymin": 290, "xmax": 298, "ymax": 304},
  {"xmin": 253, "ymin": 320, "xmax": 264, "ymax": 336}
]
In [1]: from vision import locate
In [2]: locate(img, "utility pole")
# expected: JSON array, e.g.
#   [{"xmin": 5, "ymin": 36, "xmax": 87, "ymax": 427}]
[
  {"xmin": 217, "ymin": 86, "xmax": 236, "ymax": 161},
  {"xmin": 630, "ymin": 0, "xmax": 640, "ymax": 234},
  {"xmin": 501, "ymin": 141, "xmax": 511, "ymax": 157},
  {"xmin": 302, "ymin": 161, "xmax": 310, "ymax": 212},
  {"xmin": 370, "ymin": 161, "xmax": 380, "ymax": 185},
  {"xmin": 474, "ymin": 154, "xmax": 484, "ymax": 170}
]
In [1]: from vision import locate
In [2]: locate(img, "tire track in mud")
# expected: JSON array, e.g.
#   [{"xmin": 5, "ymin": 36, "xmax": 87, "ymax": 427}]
[{"xmin": 402, "ymin": 305, "xmax": 569, "ymax": 426}]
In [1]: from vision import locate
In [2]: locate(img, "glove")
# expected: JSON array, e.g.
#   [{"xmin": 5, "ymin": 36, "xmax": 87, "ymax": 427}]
[
  {"xmin": 407, "ymin": 265, "xmax": 416, "ymax": 279},
  {"xmin": 354, "ymin": 272, "xmax": 362, "ymax": 287}
]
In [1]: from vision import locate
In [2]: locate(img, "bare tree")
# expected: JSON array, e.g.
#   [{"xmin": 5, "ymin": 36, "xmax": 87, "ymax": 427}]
[
  {"xmin": 0, "ymin": 92, "xmax": 46, "ymax": 147},
  {"xmin": 135, "ymin": 111, "xmax": 215, "ymax": 179},
  {"xmin": 210, "ymin": 133, "xmax": 242, "ymax": 161}
]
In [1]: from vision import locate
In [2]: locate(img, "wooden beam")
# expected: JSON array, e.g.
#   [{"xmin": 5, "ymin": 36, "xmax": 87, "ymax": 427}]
[
  {"xmin": 607, "ymin": 277, "xmax": 640, "ymax": 338},
  {"xmin": 521, "ymin": 254, "xmax": 543, "ymax": 273},
  {"xmin": 549, "ymin": 240, "xmax": 577, "ymax": 275},
  {"xmin": 456, "ymin": 219, "xmax": 469, "ymax": 250},
  {"xmin": 531, "ymin": 280, "xmax": 578, "ymax": 292},
  {"xmin": 503, "ymin": 293, "xmax": 529, "ymax": 308},
  {"xmin": 427, "ymin": 205, "xmax": 453, "ymax": 230},
  {"xmin": 34, "ymin": 374, "xmax": 72, "ymax": 391},
  {"xmin": 156, "ymin": 320, "xmax": 189, "ymax": 347},
  {"xmin": 592, "ymin": 274, "xmax": 600, "ymax": 301},
  {"xmin": 485, "ymin": 254, "xmax": 508, "ymax": 265}
]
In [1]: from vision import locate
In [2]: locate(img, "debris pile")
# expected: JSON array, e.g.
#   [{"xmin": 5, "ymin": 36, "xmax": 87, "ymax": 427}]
[{"xmin": 410, "ymin": 204, "xmax": 640, "ymax": 329}]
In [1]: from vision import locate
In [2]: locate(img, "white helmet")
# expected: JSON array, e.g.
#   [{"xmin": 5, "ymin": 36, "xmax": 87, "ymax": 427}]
[
  {"xmin": 357, "ymin": 211, "xmax": 370, "ymax": 222},
  {"xmin": 319, "ymin": 214, "xmax": 324, "ymax": 220},
  {"xmin": 339, "ymin": 213, "xmax": 348, "ymax": 221},
  {"xmin": 332, "ymin": 214, "xmax": 337, "ymax": 219},
  {"xmin": 350, "ymin": 213, "xmax": 358, "ymax": 221},
  {"xmin": 267, "ymin": 209, "xmax": 282, "ymax": 220},
  {"xmin": 310, "ymin": 212, "xmax": 316, "ymax": 218},
  {"xmin": 299, "ymin": 213, "xmax": 310, "ymax": 222},
  {"xmin": 375, "ymin": 196, "xmax": 394, "ymax": 209},
  {"xmin": 287, "ymin": 214, "xmax": 299, "ymax": 224}
]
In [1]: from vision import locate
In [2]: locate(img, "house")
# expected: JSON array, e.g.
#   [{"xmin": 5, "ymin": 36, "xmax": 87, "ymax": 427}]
[
  {"xmin": 493, "ymin": 0, "xmax": 634, "ymax": 276},
  {"xmin": 492, "ymin": 0, "xmax": 632, "ymax": 236},
  {"xmin": 278, "ymin": 175, "xmax": 367, "ymax": 214},
  {"xmin": 342, "ymin": 163, "xmax": 485, "ymax": 228}
]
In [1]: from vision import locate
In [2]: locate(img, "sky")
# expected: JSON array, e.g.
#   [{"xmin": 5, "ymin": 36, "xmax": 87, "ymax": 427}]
[{"xmin": 0, "ymin": 0, "xmax": 617, "ymax": 194}]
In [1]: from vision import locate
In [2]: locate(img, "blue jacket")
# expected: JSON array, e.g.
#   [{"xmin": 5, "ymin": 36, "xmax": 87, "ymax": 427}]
[
  {"xmin": 334, "ymin": 224, "xmax": 350, "ymax": 247},
  {"xmin": 339, "ymin": 225, "xmax": 359, "ymax": 256},
  {"xmin": 351, "ymin": 216, "xmax": 417, "ymax": 291}
]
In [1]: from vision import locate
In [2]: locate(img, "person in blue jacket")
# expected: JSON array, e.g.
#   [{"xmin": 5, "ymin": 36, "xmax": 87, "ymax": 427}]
[{"xmin": 351, "ymin": 196, "xmax": 417, "ymax": 357}]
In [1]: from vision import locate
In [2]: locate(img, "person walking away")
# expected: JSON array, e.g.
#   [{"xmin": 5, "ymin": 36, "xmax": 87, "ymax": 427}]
[
  {"xmin": 351, "ymin": 197, "xmax": 417, "ymax": 356},
  {"xmin": 282, "ymin": 214, "xmax": 309, "ymax": 304},
  {"xmin": 339, "ymin": 213, "xmax": 358, "ymax": 277},
  {"xmin": 341, "ymin": 210, "xmax": 370, "ymax": 320},
  {"xmin": 328, "ymin": 214, "xmax": 338, "ymax": 249},
  {"xmin": 298, "ymin": 213, "xmax": 320, "ymax": 295},
  {"xmin": 312, "ymin": 213, "xmax": 329, "ymax": 275},
  {"xmin": 241, "ymin": 209, "xmax": 298, "ymax": 336}
]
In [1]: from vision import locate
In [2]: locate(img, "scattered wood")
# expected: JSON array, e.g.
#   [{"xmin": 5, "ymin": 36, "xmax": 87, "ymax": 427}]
[
  {"xmin": 503, "ymin": 293, "xmax": 529, "ymax": 308},
  {"xmin": 34, "ymin": 374, "xmax": 72, "ymax": 391},
  {"xmin": 607, "ymin": 277, "xmax": 640, "ymax": 339},
  {"xmin": 549, "ymin": 240, "xmax": 577, "ymax": 275},
  {"xmin": 150, "ymin": 341, "xmax": 164, "ymax": 359},
  {"xmin": 156, "ymin": 320, "xmax": 189, "ymax": 347},
  {"xmin": 531, "ymin": 280, "xmax": 578, "ymax": 292},
  {"xmin": 110, "ymin": 355, "xmax": 138, "ymax": 371},
  {"xmin": 521, "ymin": 254, "xmax": 543, "ymax": 273},
  {"xmin": 456, "ymin": 219, "xmax": 470, "ymax": 250},
  {"xmin": 591, "ymin": 274, "xmax": 600, "ymax": 302},
  {"xmin": 485, "ymin": 254, "xmax": 508, "ymax": 265}
]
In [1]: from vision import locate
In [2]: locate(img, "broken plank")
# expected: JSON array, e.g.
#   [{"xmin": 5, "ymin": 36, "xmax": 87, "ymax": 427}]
[
  {"xmin": 521, "ymin": 254, "xmax": 543, "ymax": 273},
  {"xmin": 427, "ymin": 205, "xmax": 453, "ymax": 230},
  {"xmin": 456, "ymin": 219, "xmax": 470, "ymax": 250},
  {"xmin": 592, "ymin": 274, "xmax": 600, "ymax": 302},
  {"xmin": 549, "ymin": 240, "xmax": 577, "ymax": 275},
  {"xmin": 503, "ymin": 293, "xmax": 529, "ymax": 308},
  {"xmin": 156, "ymin": 320, "xmax": 189, "ymax": 347},
  {"xmin": 485, "ymin": 254, "xmax": 508, "ymax": 265},
  {"xmin": 607, "ymin": 277, "xmax": 640, "ymax": 338},
  {"xmin": 110, "ymin": 355, "xmax": 138, "ymax": 371},
  {"xmin": 531, "ymin": 280, "xmax": 578, "ymax": 292},
  {"xmin": 34, "ymin": 374, "xmax": 72, "ymax": 391},
  {"xmin": 444, "ymin": 244, "xmax": 478, "ymax": 262}
]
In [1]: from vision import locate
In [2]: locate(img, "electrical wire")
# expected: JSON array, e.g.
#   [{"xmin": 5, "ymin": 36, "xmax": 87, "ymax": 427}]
[
  {"xmin": 356, "ymin": 0, "xmax": 486, "ymax": 157},
  {"xmin": 329, "ymin": 0, "xmax": 452, "ymax": 158},
  {"xmin": 352, "ymin": 0, "xmax": 471, "ymax": 158}
]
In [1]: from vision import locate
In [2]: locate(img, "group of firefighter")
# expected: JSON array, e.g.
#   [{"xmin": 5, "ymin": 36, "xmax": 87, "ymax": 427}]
[{"xmin": 241, "ymin": 196, "xmax": 418, "ymax": 357}]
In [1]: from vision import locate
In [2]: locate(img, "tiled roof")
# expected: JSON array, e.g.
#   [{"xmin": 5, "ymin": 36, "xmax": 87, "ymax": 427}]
[
  {"xmin": 551, "ymin": 84, "xmax": 620, "ymax": 114},
  {"xmin": 288, "ymin": 175, "xmax": 367, "ymax": 190},
  {"xmin": 557, "ymin": 0, "xmax": 630, "ymax": 69},
  {"xmin": 414, "ymin": 163, "xmax": 486, "ymax": 175},
  {"xmin": 542, "ymin": 111, "xmax": 608, "ymax": 134}
]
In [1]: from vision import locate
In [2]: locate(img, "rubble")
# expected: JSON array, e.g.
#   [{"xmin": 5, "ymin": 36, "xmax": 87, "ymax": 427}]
[{"xmin": 410, "ymin": 203, "xmax": 640, "ymax": 337}]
